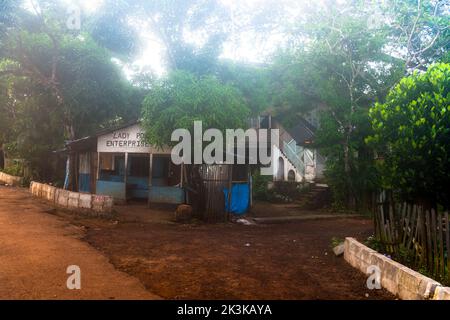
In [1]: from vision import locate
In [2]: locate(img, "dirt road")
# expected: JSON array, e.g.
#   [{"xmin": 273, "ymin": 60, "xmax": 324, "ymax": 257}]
[
  {"xmin": 83, "ymin": 207, "xmax": 395, "ymax": 300},
  {"xmin": 0, "ymin": 186, "xmax": 158, "ymax": 300},
  {"xmin": 0, "ymin": 186, "xmax": 393, "ymax": 300}
]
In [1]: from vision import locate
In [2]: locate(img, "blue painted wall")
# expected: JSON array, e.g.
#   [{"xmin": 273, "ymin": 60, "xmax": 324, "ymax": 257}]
[
  {"xmin": 96, "ymin": 180, "xmax": 126, "ymax": 201},
  {"xmin": 99, "ymin": 174, "xmax": 124, "ymax": 182},
  {"xmin": 149, "ymin": 186, "xmax": 185, "ymax": 204},
  {"xmin": 127, "ymin": 176, "xmax": 149, "ymax": 199}
]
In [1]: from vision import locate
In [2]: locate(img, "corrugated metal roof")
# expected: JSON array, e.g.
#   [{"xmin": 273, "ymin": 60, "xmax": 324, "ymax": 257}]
[
  {"xmin": 287, "ymin": 118, "xmax": 316, "ymax": 146},
  {"xmin": 56, "ymin": 121, "xmax": 140, "ymax": 153},
  {"xmin": 260, "ymin": 115, "xmax": 316, "ymax": 146}
]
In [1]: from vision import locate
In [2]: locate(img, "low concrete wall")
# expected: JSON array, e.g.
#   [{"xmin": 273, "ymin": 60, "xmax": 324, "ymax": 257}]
[
  {"xmin": 30, "ymin": 181, "xmax": 113, "ymax": 216},
  {"xmin": 344, "ymin": 237, "xmax": 450, "ymax": 300},
  {"xmin": 0, "ymin": 172, "xmax": 23, "ymax": 187}
]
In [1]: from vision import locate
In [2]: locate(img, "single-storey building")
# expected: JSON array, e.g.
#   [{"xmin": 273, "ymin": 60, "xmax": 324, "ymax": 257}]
[
  {"xmin": 62, "ymin": 122, "xmax": 185, "ymax": 204},
  {"xmin": 60, "ymin": 122, "xmax": 253, "ymax": 222}
]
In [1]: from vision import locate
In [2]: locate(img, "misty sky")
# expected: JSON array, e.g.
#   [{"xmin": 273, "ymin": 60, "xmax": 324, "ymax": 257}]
[{"xmin": 24, "ymin": 0, "xmax": 316, "ymax": 75}]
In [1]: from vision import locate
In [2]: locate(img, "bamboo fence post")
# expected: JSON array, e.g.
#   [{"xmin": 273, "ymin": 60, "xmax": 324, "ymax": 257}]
[
  {"xmin": 431, "ymin": 209, "xmax": 438, "ymax": 277},
  {"xmin": 438, "ymin": 210, "xmax": 445, "ymax": 278},
  {"xmin": 425, "ymin": 208, "xmax": 433, "ymax": 273},
  {"xmin": 445, "ymin": 211, "xmax": 450, "ymax": 282}
]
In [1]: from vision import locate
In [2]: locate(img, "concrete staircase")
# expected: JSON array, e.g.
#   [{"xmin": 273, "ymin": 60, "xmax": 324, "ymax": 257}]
[{"xmin": 292, "ymin": 183, "xmax": 332, "ymax": 210}]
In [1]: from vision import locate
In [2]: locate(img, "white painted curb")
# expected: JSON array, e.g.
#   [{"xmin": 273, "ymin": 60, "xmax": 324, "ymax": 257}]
[
  {"xmin": 344, "ymin": 237, "xmax": 450, "ymax": 300},
  {"xmin": 30, "ymin": 181, "xmax": 113, "ymax": 216},
  {"xmin": 0, "ymin": 172, "xmax": 23, "ymax": 186}
]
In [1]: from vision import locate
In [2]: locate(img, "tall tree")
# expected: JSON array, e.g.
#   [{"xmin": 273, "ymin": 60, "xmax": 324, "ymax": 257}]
[
  {"xmin": 384, "ymin": 0, "xmax": 450, "ymax": 72},
  {"xmin": 142, "ymin": 70, "xmax": 250, "ymax": 148},
  {"xmin": 0, "ymin": 1, "xmax": 139, "ymax": 136},
  {"xmin": 269, "ymin": 0, "xmax": 449, "ymax": 209},
  {"xmin": 270, "ymin": 1, "xmax": 405, "ymax": 208},
  {"xmin": 90, "ymin": 0, "xmax": 231, "ymax": 73},
  {"xmin": 92, "ymin": 0, "xmax": 288, "ymax": 75},
  {"xmin": 217, "ymin": 61, "xmax": 271, "ymax": 116},
  {"xmin": 0, "ymin": 1, "xmax": 140, "ymax": 179}
]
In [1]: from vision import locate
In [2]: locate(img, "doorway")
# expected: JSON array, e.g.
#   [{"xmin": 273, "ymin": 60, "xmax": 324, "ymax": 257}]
[
  {"xmin": 127, "ymin": 153, "xmax": 150, "ymax": 200},
  {"xmin": 152, "ymin": 155, "xmax": 181, "ymax": 187},
  {"xmin": 277, "ymin": 157, "xmax": 285, "ymax": 181}
]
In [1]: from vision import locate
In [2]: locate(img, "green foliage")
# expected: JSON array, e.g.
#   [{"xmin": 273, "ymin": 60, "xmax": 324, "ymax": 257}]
[
  {"xmin": 141, "ymin": 70, "xmax": 250, "ymax": 147},
  {"xmin": 270, "ymin": 181, "xmax": 309, "ymax": 203},
  {"xmin": 1, "ymin": 88, "xmax": 64, "ymax": 180},
  {"xmin": 252, "ymin": 171, "xmax": 273, "ymax": 201},
  {"xmin": 252, "ymin": 171, "xmax": 310, "ymax": 203},
  {"xmin": 384, "ymin": 0, "xmax": 450, "ymax": 70},
  {"xmin": 0, "ymin": 0, "xmax": 447, "ymax": 195},
  {"xmin": 330, "ymin": 237, "xmax": 345, "ymax": 249},
  {"xmin": 4, "ymin": 32, "xmax": 138, "ymax": 137},
  {"xmin": 218, "ymin": 62, "xmax": 271, "ymax": 116},
  {"xmin": 317, "ymin": 108, "xmax": 381, "ymax": 210},
  {"xmin": 95, "ymin": 0, "xmax": 232, "ymax": 71},
  {"xmin": 0, "ymin": 0, "xmax": 17, "ymax": 36},
  {"xmin": 367, "ymin": 63, "xmax": 450, "ymax": 207},
  {"xmin": 364, "ymin": 235, "xmax": 385, "ymax": 253},
  {"xmin": 56, "ymin": 36, "xmax": 138, "ymax": 136},
  {"xmin": 270, "ymin": 2, "xmax": 404, "ymax": 210},
  {"xmin": 266, "ymin": 0, "xmax": 448, "ymax": 210},
  {"xmin": 88, "ymin": 5, "xmax": 140, "ymax": 58},
  {"xmin": 2, "ymin": 163, "xmax": 23, "ymax": 177},
  {"xmin": 0, "ymin": 2, "xmax": 141, "ymax": 180}
]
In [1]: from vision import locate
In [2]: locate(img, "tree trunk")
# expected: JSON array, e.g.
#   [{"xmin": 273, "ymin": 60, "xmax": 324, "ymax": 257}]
[
  {"xmin": 65, "ymin": 123, "xmax": 76, "ymax": 141},
  {"xmin": 343, "ymin": 132, "xmax": 358, "ymax": 210}
]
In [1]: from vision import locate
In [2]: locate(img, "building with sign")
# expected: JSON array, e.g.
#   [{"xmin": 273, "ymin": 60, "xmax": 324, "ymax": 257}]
[
  {"xmin": 63, "ymin": 122, "xmax": 185, "ymax": 204},
  {"xmin": 60, "ymin": 122, "xmax": 253, "ymax": 221}
]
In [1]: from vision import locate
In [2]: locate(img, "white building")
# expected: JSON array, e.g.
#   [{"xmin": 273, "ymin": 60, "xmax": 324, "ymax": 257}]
[{"xmin": 254, "ymin": 115, "xmax": 325, "ymax": 183}]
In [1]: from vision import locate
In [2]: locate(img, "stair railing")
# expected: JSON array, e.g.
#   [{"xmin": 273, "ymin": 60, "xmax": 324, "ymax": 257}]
[{"xmin": 283, "ymin": 141, "xmax": 305, "ymax": 177}]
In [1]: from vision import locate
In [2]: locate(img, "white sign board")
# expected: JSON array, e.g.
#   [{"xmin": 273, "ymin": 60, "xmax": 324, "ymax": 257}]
[{"xmin": 97, "ymin": 124, "xmax": 171, "ymax": 154}]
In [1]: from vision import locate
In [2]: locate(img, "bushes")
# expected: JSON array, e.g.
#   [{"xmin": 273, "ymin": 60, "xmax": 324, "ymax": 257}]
[
  {"xmin": 270, "ymin": 181, "xmax": 309, "ymax": 203},
  {"xmin": 367, "ymin": 63, "xmax": 450, "ymax": 208},
  {"xmin": 141, "ymin": 70, "xmax": 250, "ymax": 148},
  {"xmin": 252, "ymin": 170, "xmax": 309, "ymax": 203},
  {"xmin": 2, "ymin": 162, "xmax": 23, "ymax": 177},
  {"xmin": 252, "ymin": 171, "xmax": 273, "ymax": 201}
]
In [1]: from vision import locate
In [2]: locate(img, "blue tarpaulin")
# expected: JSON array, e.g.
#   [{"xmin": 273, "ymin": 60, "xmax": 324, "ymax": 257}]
[{"xmin": 223, "ymin": 183, "xmax": 250, "ymax": 215}]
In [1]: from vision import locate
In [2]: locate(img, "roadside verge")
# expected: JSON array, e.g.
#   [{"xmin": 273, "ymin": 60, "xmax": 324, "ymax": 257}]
[{"xmin": 344, "ymin": 237, "xmax": 450, "ymax": 300}]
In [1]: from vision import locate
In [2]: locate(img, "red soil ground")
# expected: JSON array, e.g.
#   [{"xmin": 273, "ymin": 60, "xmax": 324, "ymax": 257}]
[
  {"xmin": 0, "ymin": 186, "xmax": 158, "ymax": 299},
  {"xmin": 82, "ymin": 206, "xmax": 394, "ymax": 300},
  {"xmin": 0, "ymin": 186, "xmax": 394, "ymax": 300}
]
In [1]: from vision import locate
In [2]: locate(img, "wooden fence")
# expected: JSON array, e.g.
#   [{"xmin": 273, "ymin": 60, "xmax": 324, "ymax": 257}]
[{"xmin": 374, "ymin": 191, "xmax": 450, "ymax": 283}]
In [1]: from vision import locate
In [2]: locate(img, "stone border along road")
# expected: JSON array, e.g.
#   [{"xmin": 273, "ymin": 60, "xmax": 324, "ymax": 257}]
[{"xmin": 344, "ymin": 237, "xmax": 450, "ymax": 300}]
